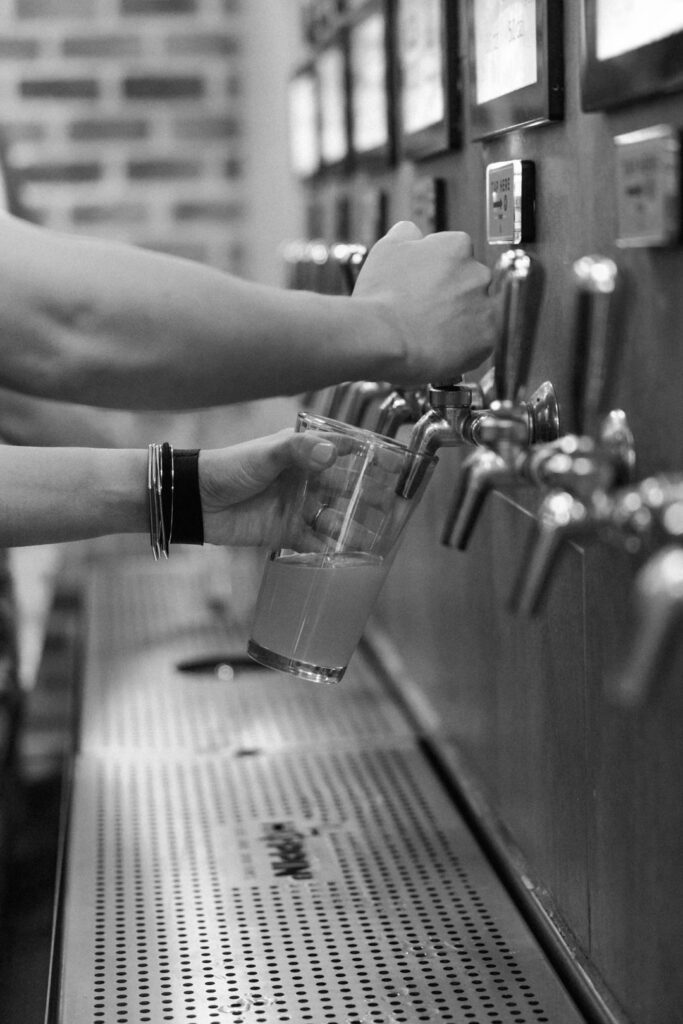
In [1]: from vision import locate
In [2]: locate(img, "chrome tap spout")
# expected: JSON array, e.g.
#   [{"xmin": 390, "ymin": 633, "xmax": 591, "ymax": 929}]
[{"xmin": 398, "ymin": 389, "xmax": 475, "ymax": 499}]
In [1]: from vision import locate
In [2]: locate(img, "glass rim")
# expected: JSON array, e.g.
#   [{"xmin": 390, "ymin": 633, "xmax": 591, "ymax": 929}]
[{"xmin": 297, "ymin": 411, "xmax": 439, "ymax": 464}]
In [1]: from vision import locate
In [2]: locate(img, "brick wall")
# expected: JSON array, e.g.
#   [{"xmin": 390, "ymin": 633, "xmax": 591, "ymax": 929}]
[{"xmin": 0, "ymin": 0, "xmax": 249, "ymax": 274}]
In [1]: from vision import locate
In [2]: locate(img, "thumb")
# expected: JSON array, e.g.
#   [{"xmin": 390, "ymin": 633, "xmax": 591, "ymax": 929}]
[
  {"xmin": 381, "ymin": 220, "xmax": 423, "ymax": 243},
  {"xmin": 256, "ymin": 431, "xmax": 337, "ymax": 480},
  {"xmin": 291, "ymin": 433, "xmax": 337, "ymax": 471}
]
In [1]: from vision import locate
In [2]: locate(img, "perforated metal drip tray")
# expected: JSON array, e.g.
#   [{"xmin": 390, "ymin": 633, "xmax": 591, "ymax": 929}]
[{"xmin": 58, "ymin": 743, "xmax": 585, "ymax": 1024}]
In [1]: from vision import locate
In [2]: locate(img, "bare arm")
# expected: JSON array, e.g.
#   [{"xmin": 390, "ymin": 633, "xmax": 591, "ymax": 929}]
[
  {"xmin": 1, "ymin": 446, "xmax": 148, "ymax": 545},
  {"xmin": 0, "ymin": 431, "xmax": 337, "ymax": 549},
  {"xmin": 0, "ymin": 216, "xmax": 494, "ymax": 410}
]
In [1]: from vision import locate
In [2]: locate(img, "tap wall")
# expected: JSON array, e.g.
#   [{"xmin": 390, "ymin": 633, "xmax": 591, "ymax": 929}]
[{"xmin": 292, "ymin": 5, "xmax": 683, "ymax": 1024}]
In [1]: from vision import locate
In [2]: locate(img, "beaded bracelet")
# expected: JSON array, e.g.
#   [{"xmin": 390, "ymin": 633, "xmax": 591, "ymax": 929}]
[{"xmin": 147, "ymin": 445, "xmax": 204, "ymax": 559}]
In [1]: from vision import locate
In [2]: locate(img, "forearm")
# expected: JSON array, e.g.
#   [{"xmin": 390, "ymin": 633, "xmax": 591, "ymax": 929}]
[
  {"xmin": 0, "ymin": 214, "xmax": 398, "ymax": 410},
  {"xmin": 0, "ymin": 387, "xmax": 142, "ymax": 447},
  {"xmin": 1, "ymin": 446, "xmax": 146, "ymax": 546}
]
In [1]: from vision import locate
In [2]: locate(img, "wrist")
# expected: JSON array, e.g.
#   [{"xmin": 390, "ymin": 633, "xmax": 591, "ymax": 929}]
[
  {"xmin": 172, "ymin": 449, "xmax": 204, "ymax": 546},
  {"xmin": 346, "ymin": 294, "xmax": 409, "ymax": 385}
]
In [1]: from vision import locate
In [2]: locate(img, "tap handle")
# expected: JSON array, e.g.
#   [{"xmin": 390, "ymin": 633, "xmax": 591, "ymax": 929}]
[
  {"xmin": 324, "ymin": 381, "xmax": 353, "ymax": 419},
  {"xmin": 570, "ymin": 255, "xmax": 619, "ymax": 437},
  {"xmin": 477, "ymin": 366, "xmax": 497, "ymax": 408},
  {"xmin": 282, "ymin": 239, "xmax": 307, "ymax": 290},
  {"xmin": 612, "ymin": 547, "xmax": 683, "ymax": 707},
  {"xmin": 515, "ymin": 491, "xmax": 589, "ymax": 614},
  {"xmin": 342, "ymin": 381, "xmax": 392, "ymax": 426},
  {"xmin": 490, "ymin": 249, "xmax": 545, "ymax": 404}
]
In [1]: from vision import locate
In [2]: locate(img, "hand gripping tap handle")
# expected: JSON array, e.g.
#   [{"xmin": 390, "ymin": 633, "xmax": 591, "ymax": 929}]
[
  {"xmin": 569, "ymin": 255, "xmax": 619, "ymax": 438},
  {"xmin": 440, "ymin": 249, "xmax": 544, "ymax": 550}
]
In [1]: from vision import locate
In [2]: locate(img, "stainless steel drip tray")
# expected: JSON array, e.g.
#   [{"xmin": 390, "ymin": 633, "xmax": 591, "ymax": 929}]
[{"xmin": 57, "ymin": 742, "xmax": 585, "ymax": 1024}]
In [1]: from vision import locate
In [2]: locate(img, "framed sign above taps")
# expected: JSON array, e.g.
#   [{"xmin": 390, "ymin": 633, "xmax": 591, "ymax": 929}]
[
  {"xmin": 347, "ymin": 0, "xmax": 397, "ymax": 168},
  {"xmin": 467, "ymin": 0, "xmax": 564, "ymax": 140},
  {"xmin": 581, "ymin": 0, "xmax": 683, "ymax": 110},
  {"xmin": 395, "ymin": 0, "xmax": 462, "ymax": 160},
  {"xmin": 287, "ymin": 63, "xmax": 321, "ymax": 180}
]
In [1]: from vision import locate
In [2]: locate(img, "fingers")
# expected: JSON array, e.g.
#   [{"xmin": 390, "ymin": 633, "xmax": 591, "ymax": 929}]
[
  {"xmin": 301, "ymin": 503, "xmax": 385, "ymax": 553},
  {"xmin": 379, "ymin": 220, "xmax": 476, "ymax": 260},
  {"xmin": 382, "ymin": 220, "xmax": 424, "ymax": 243},
  {"xmin": 247, "ymin": 429, "xmax": 337, "ymax": 483}
]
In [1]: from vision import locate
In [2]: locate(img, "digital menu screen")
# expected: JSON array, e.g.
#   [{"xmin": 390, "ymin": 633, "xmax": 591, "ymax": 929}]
[
  {"xmin": 474, "ymin": 0, "xmax": 538, "ymax": 105},
  {"xmin": 288, "ymin": 69, "xmax": 319, "ymax": 178},
  {"xmin": 399, "ymin": 0, "xmax": 445, "ymax": 136},
  {"xmin": 596, "ymin": 0, "xmax": 683, "ymax": 60},
  {"xmin": 350, "ymin": 11, "xmax": 389, "ymax": 154},
  {"xmin": 318, "ymin": 45, "xmax": 348, "ymax": 165}
]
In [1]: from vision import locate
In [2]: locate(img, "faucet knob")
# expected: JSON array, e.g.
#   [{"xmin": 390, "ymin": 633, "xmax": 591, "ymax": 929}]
[
  {"xmin": 612, "ymin": 546, "xmax": 683, "ymax": 707},
  {"xmin": 490, "ymin": 248, "xmax": 545, "ymax": 404}
]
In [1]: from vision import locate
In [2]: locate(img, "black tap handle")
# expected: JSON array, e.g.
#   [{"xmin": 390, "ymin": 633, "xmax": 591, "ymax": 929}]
[
  {"xmin": 570, "ymin": 255, "xmax": 619, "ymax": 437},
  {"xmin": 490, "ymin": 249, "xmax": 545, "ymax": 404}
]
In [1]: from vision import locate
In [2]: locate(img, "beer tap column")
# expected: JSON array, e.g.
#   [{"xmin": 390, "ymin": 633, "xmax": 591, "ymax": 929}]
[
  {"xmin": 516, "ymin": 255, "xmax": 637, "ymax": 614},
  {"xmin": 605, "ymin": 476, "xmax": 683, "ymax": 707},
  {"xmin": 440, "ymin": 248, "xmax": 558, "ymax": 549}
]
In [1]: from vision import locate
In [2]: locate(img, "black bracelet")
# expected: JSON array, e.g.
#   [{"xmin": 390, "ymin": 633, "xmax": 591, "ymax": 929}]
[{"xmin": 171, "ymin": 449, "xmax": 204, "ymax": 546}]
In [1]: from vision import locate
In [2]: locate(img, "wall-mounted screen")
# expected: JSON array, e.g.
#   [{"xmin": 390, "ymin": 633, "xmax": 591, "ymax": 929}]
[
  {"xmin": 349, "ymin": 3, "xmax": 393, "ymax": 164},
  {"xmin": 582, "ymin": 0, "xmax": 683, "ymax": 109},
  {"xmin": 467, "ymin": 0, "xmax": 563, "ymax": 140},
  {"xmin": 397, "ymin": 0, "xmax": 460, "ymax": 158},
  {"xmin": 318, "ymin": 42, "xmax": 350, "ymax": 168},
  {"xmin": 287, "ymin": 66, "xmax": 320, "ymax": 179}
]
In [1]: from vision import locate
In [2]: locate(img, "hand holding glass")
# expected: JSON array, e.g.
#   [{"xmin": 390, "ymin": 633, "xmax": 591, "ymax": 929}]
[{"xmin": 248, "ymin": 412, "xmax": 437, "ymax": 682}]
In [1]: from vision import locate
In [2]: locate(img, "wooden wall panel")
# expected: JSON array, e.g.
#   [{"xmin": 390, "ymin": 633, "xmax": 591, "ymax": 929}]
[{"xmin": 303, "ymin": 4, "xmax": 683, "ymax": 1020}]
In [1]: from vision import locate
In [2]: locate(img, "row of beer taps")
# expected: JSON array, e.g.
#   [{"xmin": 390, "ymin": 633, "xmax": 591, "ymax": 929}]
[{"xmin": 282, "ymin": 239, "xmax": 683, "ymax": 707}]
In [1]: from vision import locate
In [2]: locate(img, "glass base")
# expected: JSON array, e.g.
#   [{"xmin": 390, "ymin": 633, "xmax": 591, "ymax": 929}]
[{"xmin": 247, "ymin": 640, "xmax": 346, "ymax": 683}]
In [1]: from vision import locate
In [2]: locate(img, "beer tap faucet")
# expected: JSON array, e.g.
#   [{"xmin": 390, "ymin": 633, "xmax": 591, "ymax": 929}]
[
  {"xmin": 515, "ymin": 255, "xmax": 636, "ymax": 614},
  {"xmin": 397, "ymin": 249, "xmax": 556, "ymax": 500},
  {"xmin": 397, "ymin": 374, "xmax": 485, "ymax": 498},
  {"xmin": 599, "ymin": 475, "xmax": 683, "ymax": 707},
  {"xmin": 539, "ymin": 474, "xmax": 683, "ymax": 707},
  {"xmin": 441, "ymin": 248, "xmax": 557, "ymax": 550}
]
